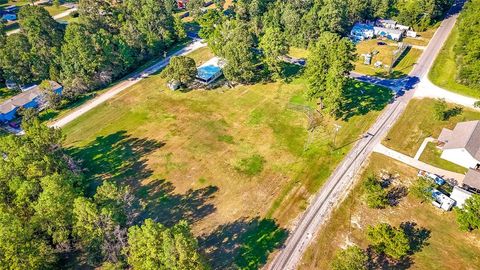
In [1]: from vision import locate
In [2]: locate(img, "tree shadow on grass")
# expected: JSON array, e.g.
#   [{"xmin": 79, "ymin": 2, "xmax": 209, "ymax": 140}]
[
  {"xmin": 139, "ymin": 179, "xmax": 218, "ymax": 227},
  {"xmin": 68, "ymin": 130, "xmax": 165, "ymax": 194},
  {"xmin": 366, "ymin": 247, "xmax": 413, "ymax": 270},
  {"xmin": 339, "ymin": 80, "xmax": 394, "ymax": 120},
  {"xmin": 387, "ymin": 185, "xmax": 408, "ymax": 207},
  {"xmin": 400, "ymin": 221, "xmax": 431, "ymax": 254},
  {"xmin": 199, "ymin": 217, "xmax": 288, "ymax": 270}
]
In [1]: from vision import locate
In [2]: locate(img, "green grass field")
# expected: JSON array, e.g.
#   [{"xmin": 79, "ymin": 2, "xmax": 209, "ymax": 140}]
[
  {"xmin": 384, "ymin": 98, "xmax": 480, "ymax": 157},
  {"xmin": 429, "ymin": 26, "xmax": 480, "ymax": 98},
  {"xmin": 60, "ymin": 47, "xmax": 392, "ymax": 268},
  {"xmin": 354, "ymin": 40, "xmax": 422, "ymax": 78},
  {"xmin": 300, "ymin": 153, "xmax": 480, "ymax": 269},
  {"xmin": 419, "ymin": 142, "xmax": 468, "ymax": 174}
]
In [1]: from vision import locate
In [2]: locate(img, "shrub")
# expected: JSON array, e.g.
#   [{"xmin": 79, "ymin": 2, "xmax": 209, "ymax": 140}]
[
  {"xmin": 455, "ymin": 194, "xmax": 480, "ymax": 231},
  {"xmin": 331, "ymin": 245, "xmax": 368, "ymax": 270},
  {"xmin": 410, "ymin": 177, "xmax": 433, "ymax": 202},
  {"xmin": 363, "ymin": 176, "xmax": 388, "ymax": 209},
  {"xmin": 366, "ymin": 223, "xmax": 410, "ymax": 259}
]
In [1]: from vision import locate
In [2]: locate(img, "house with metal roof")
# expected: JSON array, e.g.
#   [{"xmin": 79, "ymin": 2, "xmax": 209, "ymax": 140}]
[
  {"xmin": 350, "ymin": 23, "xmax": 374, "ymax": 41},
  {"xmin": 196, "ymin": 57, "xmax": 225, "ymax": 85},
  {"xmin": 438, "ymin": 120, "xmax": 480, "ymax": 169},
  {"xmin": 0, "ymin": 81, "xmax": 62, "ymax": 122},
  {"xmin": 373, "ymin": 26, "xmax": 404, "ymax": 41}
]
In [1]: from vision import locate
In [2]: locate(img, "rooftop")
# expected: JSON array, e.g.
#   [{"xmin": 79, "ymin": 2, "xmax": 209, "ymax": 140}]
[
  {"xmin": 0, "ymin": 81, "xmax": 62, "ymax": 114},
  {"xmin": 439, "ymin": 121, "xmax": 480, "ymax": 160},
  {"xmin": 464, "ymin": 169, "xmax": 480, "ymax": 190}
]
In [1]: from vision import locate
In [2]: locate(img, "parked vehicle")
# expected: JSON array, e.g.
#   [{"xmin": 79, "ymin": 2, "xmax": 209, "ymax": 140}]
[{"xmin": 418, "ymin": 170, "xmax": 446, "ymax": 185}]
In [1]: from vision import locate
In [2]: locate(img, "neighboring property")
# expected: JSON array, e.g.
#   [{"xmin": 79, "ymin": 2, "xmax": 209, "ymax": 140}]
[
  {"xmin": 177, "ymin": 0, "xmax": 188, "ymax": 9},
  {"xmin": 0, "ymin": 81, "xmax": 62, "ymax": 122},
  {"xmin": 438, "ymin": 120, "xmax": 480, "ymax": 169},
  {"xmin": 450, "ymin": 186, "xmax": 473, "ymax": 208},
  {"xmin": 350, "ymin": 20, "xmax": 414, "ymax": 42},
  {"xmin": 196, "ymin": 57, "xmax": 225, "ymax": 84},
  {"xmin": 350, "ymin": 23, "xmax": 374, "ymax": 41},
  {"xmin": 373, "ymin": 27, "xmax": 404, "ymax": 41},
  {"xmin": 376, "ymin": 19, "xmax": 397, "ymax": 29}
]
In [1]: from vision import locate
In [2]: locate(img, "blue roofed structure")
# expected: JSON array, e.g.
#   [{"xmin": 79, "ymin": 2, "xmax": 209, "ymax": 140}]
[{"xmin": 196, "ymin": 57, "xmax": 225, "ymax": 84}]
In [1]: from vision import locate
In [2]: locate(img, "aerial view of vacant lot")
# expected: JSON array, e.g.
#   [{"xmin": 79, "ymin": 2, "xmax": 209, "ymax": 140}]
[{"xmin": 61, "ymin": 47, "xmax": 391, "ymax": 268}]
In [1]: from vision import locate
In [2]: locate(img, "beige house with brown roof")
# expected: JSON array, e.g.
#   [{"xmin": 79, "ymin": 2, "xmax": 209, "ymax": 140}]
[{"xmin": 438, "ymin": 120, "xmax": 480, "ymax": 169}]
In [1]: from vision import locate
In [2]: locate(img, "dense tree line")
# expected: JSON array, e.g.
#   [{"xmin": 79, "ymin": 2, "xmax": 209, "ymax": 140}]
[
  {"xmin": 0, "ymin": 0, "xmax": 185, "ymax": 98},
  {"xmin": 0, "ymin": 117, "xmax": 208, "ymax": 269},
  {"xmin": 455, "ymin": 0, "xmax": 480, "ymax": 89},
  {"xmin": 200, "ymin": 0, "xmax": 450, "ymax": 115}
]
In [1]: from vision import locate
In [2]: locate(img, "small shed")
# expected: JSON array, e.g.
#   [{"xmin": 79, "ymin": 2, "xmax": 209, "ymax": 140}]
[
  {"xmin": 450, "ymin": 186, "xmax": 473, "ymax": 209},
  {"xmin": 196, "ymin": 57, "xmax": 225, "ymax": 84}
]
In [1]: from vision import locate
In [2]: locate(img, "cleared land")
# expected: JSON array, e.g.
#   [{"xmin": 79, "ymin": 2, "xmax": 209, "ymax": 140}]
[
  {"xmin": 354, "ymin": 39, "xmax": 422, "ymax": 78},
  {"xmin": 403, "ymin": 27, "xmax": 437, "ymax": 46},
  {"xmin": 429, "ymin": 25, "xmax": 480, "ymax": 98},
  {"xmin": 299, "ymin": 153, "xmax": 480, "ymax": 270},
  {"xmin": 419, "ymin": 142, "xmax": 468, "ymax": 174},
  {"xmin": 384, "ymin": 98, "xmax": 480, "ymax": 157},
  {"xmin": 61, "ymin": 47, "xmax": 392, "ymax": 268}
]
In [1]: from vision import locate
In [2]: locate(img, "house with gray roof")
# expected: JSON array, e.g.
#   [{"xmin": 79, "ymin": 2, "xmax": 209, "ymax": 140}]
[
  {"xmin": 438, "ymin": 120, "xmax": 480, "ymax": 169},
  {"xmin": 0, "ymin": 81, "xmax": 62, "ymax": 122}
]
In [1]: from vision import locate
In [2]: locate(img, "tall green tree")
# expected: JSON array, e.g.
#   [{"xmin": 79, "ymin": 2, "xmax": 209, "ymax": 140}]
[
  {"xmin": 122, "ymin": 0, "xmax": 177, "ymax": 54},
  {"xmin": 259, "ymin": 26, "xmax": 289, "ymax": 79},
  {"xmin": 455, "ymin": 194, "xmax": 480, "ymax": 231},
  {"xmin": 209, "ymin": 20, "xmax": 259, "ymax": 83},
  {"xmin": 455, "ymin": 0, "xmax": 480, "ymax": 88},
  {"xmin": 18, "ymin": 5, "xmax": 64, "ymax": 80},
  {"xmin": 126, "ymin": 219, "xmax": 209, "ymax": 270},
  {"xmin": 0, "ymin": 33, "xmax": 37, "ymax": 85},
  {"xmin": 366, "ymin": 223, "xmax": 410, "ymax": 259},
  {"xmin": 304, "ymin": 31, "xmax": 355, "ymax": 116},
  {"xmin": 363, "ymin": 176, "xmax": 388, "ymax": 209},
  {"xmin": 161, "ymin": 56, "xmax": 197, "ymax": 87},
  {"xmin": 0, "ymin": 209, "xmax": 56, "ymax": 269}
]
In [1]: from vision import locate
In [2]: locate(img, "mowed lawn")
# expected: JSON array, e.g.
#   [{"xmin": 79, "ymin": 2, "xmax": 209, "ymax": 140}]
[
  {"xmin": 354, "ymin": 39, "xmax": 422, "ymax": 78},
  {"xmin": 384, "ymin": 98, "xmax": 480, "ymax": 157},
  {"xmin": 419, "ymin": 142, "xmax": 468, "ymax": 174},
  {"xmin": 61, "ymin": 47, "xmax": 392, "ymax": 268},
  {"xmin": 429, "ymin": 25, "xmax": 480, "ymax": 98},
  {"xmin": 299, "ymin": 153, "xmax": 480, "ymax": 270}
]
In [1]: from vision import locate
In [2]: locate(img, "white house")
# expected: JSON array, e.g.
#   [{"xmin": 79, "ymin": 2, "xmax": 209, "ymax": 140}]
[{"xmin": 438, "ymin": 120, "xmax": 480, "ymax": 169}]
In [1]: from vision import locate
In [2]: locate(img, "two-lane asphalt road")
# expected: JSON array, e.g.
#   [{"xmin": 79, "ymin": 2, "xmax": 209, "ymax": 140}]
[{"xmin": 268, "ymin": 1, "xmax": 465, "ymax": 269}]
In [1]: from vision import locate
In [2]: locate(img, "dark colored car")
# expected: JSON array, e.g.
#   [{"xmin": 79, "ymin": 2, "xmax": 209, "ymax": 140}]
[{"xmin": 377, "ymin": 41, "xmax": 386, "ymax": 45}]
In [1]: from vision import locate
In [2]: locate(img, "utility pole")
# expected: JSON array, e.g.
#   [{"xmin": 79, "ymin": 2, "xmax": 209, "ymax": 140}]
[{"xmin": 332, "ymin": 123, "xmax": 342, "ymax": 150}]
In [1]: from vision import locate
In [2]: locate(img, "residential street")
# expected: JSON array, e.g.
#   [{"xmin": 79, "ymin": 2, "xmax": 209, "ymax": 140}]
[
  {"xmin": 268, "ymin": 0, "xmax": 466, "ymax": 269},
  {"xmin": 50, "ymin": 39, "xmax": 206, "ymax": 128}
]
